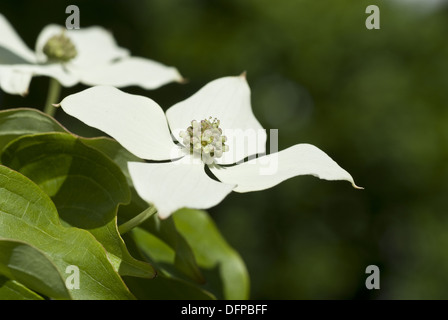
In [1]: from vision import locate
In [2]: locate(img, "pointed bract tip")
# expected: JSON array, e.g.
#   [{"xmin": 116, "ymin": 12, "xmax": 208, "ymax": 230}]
[
  {"xmin": 239, "ymin": 71, "xmax": 247, "ymax": 79},
  {"xmin": 178, "ymin": 77, "xmax": 189, "ymax": 84},
  {"xmin": 158, "ymin": 212, "xmax": 171, "ymax": 220},
  {"xmin": 352, "ymin": 182, "xmax": 364, "ymax": 190},
  {"xmin": 21, "ymin": 90, "xmax": 29, "ymax": 97},
  {"xmin": 52, "ymin": 103, "xmax": 61, "ymax": 108}
]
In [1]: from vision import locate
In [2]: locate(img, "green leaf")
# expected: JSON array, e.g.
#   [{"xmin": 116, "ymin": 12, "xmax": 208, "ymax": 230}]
[
  {"xmin": 132, "ymin": 209, "xmax": 250, "ymax": 300},
  {"xmin": 1, "ymin": 132, "xmax": 155, "ymax": 280},
  {"xmin": 0, "ymin": 108, "xmax": 147, "ymax": 226},
  {"xmin": 0, "ymin": 276, "xmax": 44, "ymax": 300},
  {"xmin": 0, "ymin": 164, "xmax": 135, "ymax": 299},
  {"xmin": 0, "ymin": 239, "xmax": 70, "ymax": 299},
  {"xmin": 81, "ymin": 137, "xmax": 142, "ymax": 186},
  {"xmin": 136, "ymin": 214, "xmax": 205, "ymax": 284},
  {"xmin": 173, "ymin": 209, "xmax": 250, "ymax": 300},
  {"xmin": 0, "ymin": 108, "xmax": 67, "ymax": 152},
  {"xmin": 121, "ymin": 230, "xmax": 214, "ymax": 300},
  {"xmin": 81, "ymin": 137, "xmax": 156, "ymax": 228}
]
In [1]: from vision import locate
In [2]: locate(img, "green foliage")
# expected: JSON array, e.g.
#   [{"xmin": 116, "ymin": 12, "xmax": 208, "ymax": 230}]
[
  {"xmin": 0, "ymin": 239, "xmax": 69, "ymax": 299},
  {"xmin": 0, "ymin": 108, "xmax": 249, "ymax": 300},
  {"xmin": 1, "ymin": 132, "xmax": 156, "ymax": 279},
  {"xmin": 0, "ymin": 164, "xmax": 135, "ymax": 299},
  {"xmin": 0, "ymin": 108, "xmax": 66, "ymax": 151},
  {"xmin": 130, "ymin": 209, "xmax": 250, "ymax": 299},
  {"xmin": 0, "ymin": 277, "xmax": 44, "ymax": 300},
  {"xmin": 174, "ymin": 209, "xmax": 250, "ymax": 300}
]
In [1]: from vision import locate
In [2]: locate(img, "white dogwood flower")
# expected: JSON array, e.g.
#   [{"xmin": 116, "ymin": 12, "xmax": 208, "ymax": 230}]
[
  {"xmin": 60, "ymin": 75, "xmax": 361, "ymax": 219},
  {"xmin": 0, "ymin": 13, "xmax": 183, "ymax": 96}
]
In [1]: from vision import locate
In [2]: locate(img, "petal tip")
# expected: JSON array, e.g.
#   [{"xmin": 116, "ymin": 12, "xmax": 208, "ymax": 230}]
[
  {"xmin": 178, "ymin": 76, "xmax": 189, "ymax": 84},
  {"xmin": 239, "ymin": 71, "xmax": 247, "ymax": 79},
  {"xmin": 157, "ymin": 211, "xmax": 172, "ymax": 220},
  {"xmin": 352, "ymin": 182, "xmax": 364, "ymax": 190},
  {"xmin": 21, "ymin": 90, "xmax": 29, "ymax": 97}
]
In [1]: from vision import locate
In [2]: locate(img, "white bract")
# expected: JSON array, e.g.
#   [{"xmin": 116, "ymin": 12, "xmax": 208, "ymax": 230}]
[
  {"xmin": 0, "ymin": 13, "xmax": 183, "ymax": 96},
  {"xmin": 60, "ymin": 74, "xmax": 362, "ymax": 219}
]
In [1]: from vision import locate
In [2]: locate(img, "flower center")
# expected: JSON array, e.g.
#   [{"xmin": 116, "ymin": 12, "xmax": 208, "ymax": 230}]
[
  {"xmin": 179, "ymin": 117, "xmax": 229, "ymax": 164},
  {"xmin": 43, "ymin": 32, "xmax": 77, "ymax": 63}
]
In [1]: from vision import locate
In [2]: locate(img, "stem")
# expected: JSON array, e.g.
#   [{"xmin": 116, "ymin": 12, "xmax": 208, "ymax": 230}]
[
  {"xmin": 118, "ymin": 206, "xmax": 158, "ymax": 235},
  {"xmin": 44, "ymin": 78, "xmax": 61, "ymax": 117}
]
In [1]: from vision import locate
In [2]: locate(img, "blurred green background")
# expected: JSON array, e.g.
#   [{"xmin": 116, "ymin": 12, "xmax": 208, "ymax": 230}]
[{"xmin": 1, "ymin": 0, "xmax": 447, "ymax": 299}]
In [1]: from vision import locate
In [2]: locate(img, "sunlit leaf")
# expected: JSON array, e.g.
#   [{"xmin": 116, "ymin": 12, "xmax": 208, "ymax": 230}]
[
  {"xmin": 0, "ymin": 108, "xmax": 67, "ymax": 152},
  {"xmin": 82, "ymin": 136, "xmax": 142, "ymax": 185},
  {"xmin": 0, "ymin": 239, "xmax": 70, "ymax": 299},
  {"xmin": 174, "ymin": 209, "xmax": 250, "ymax": 300},
  {"xmin": 134, "ymin": 214, "xmax": 205, "ymax": 284},
  {"xmin": 0, "ymin": 276, "xmax": 44, "ymax": 300},
  {"xmin": 1, "ymin": 133, "xmax": 155, "ymax": 280},
  {"xmin": 0, "ymin": 164, "xmax": 135, "ymax": 299}
]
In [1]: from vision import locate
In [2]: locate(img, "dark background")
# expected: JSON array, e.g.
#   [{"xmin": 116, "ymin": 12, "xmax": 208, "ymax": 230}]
[{"xmin": 1, "ymin": 0, "xmax": 447, "ymax": 299}]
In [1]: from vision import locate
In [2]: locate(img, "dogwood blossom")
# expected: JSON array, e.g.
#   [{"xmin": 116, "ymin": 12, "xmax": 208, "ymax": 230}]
[
  {"xmin": 59, "ymin": 75, "xmax": 361, "ymax": 219},
  {"xmin": 0, "ymin": 13, "xmax": 183, "ymax": 96}
]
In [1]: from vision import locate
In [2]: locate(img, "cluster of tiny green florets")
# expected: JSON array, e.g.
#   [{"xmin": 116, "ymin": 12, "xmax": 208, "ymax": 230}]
[
  {"xmin": 179, "ymin": 117, "xmax": 229, "ymax": 164},
  {"xmin": 43, "ymin": 32, "xmax": 77, "ymax": 62}
]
